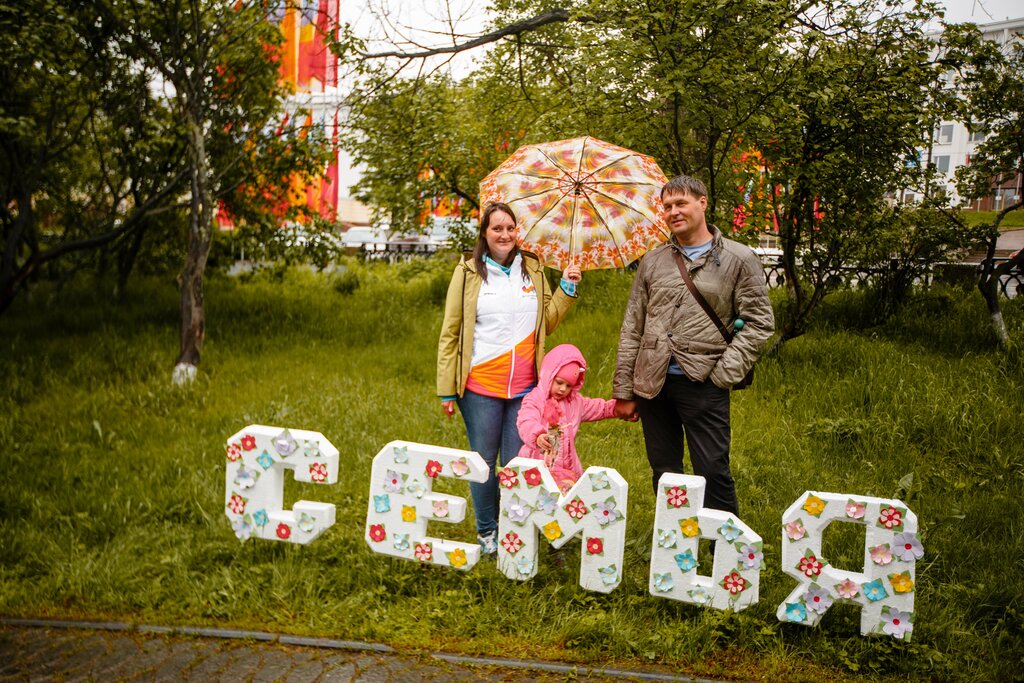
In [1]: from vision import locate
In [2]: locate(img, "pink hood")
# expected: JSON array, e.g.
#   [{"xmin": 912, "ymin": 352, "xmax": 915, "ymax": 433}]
[{"xmin": 537, "ymin": 343, "xmax": 587, "ymax": 400}]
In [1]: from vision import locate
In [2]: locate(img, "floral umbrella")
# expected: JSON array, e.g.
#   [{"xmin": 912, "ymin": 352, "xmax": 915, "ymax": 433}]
[{"xmin": 478, "ymin": 136, "xmax": 669, "ymax": 270}]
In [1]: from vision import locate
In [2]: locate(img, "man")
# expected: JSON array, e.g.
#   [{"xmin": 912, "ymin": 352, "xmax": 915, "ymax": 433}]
[{"xmin": 612, "ymin": 175, "xmax": 774, "ymax": 515}]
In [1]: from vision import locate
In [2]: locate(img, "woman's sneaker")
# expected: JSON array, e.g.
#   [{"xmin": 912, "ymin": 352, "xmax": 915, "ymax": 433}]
[{"xmin": 478, "ymin": 531, "xmax": 498, "ymax": 556}]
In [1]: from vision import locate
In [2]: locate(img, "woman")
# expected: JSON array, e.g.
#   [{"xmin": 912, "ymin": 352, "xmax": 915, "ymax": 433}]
[{"xmin": 437, "ymin": 202, "xmax": 581, "ymax": 556}]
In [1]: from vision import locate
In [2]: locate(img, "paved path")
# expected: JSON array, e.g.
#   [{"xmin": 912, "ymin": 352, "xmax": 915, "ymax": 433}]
[{"xmin": 0, "ymin": 622, "xmax": 710, "ymax": 683}]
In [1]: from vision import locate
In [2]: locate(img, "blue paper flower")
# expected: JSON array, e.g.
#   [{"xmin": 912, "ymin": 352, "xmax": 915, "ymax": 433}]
[
  {"xmin": 303, "ymin": 440, "xmax": 320, "ymax": 458},
  {"xmin": 598, "ymin": 564, "xmax": 619, "ymax": 586},
  {"xmin": 785, "ymin": 602, "xmax": 807, "ymax": 622},
  {"xmin": 688, "ymin": 587, "xmax": 711, "ymax": 605},
  {"xmin": 373, "ymin": 494, "xmax": 391, "ymax": 513},
  {"xmin": 718, "ymin": 519, "xmax": 742, "ymax": 543},
  {"xmin": 406, "ymin": 478, "xmax": 426, "ymax": 499},
  {"xmin": 536, "ymin": 489, "xmax": 558, "ymax": 516},
  {"xmin": 657, "ymin": 528, "xmax": 678, "ymax": 549},
  {"xmin": 256, "ymin": 451, "xmax": 274, "ymax": 470},
  {"xmin": 273, "ymin": 429, "xmax": 298, "ymax": 457},
  {"xmin": 298, "ymin": 512, "xmax": 315, "ymax": 533},
  {"xmin": 392, "ymin": 445, "xmax": 409, "ymax": 463},
  {"xmin": 674, "ymin": 549, "xmax": 697, "ymax": 572},
  {"xmin": 862, "ymin": 579, "xmax": 889, "ymax": 603},
  {"xmin": 253, "ymin": 509, "xmax": 269, "ymax": 527},
  {"xmin": 653, "ymin": 572, "xmax": 674, "ymax": 592},
  {"xmin": 393, "ymin": 533, "xmax": 410, "ymax": 552},
  {"xmin": 516, "ymin": 555, "xmax": 535, "ymax": 576},
  {"xmin": 588, "ymin": 471, "xmax": 610, "ymax": 490}
]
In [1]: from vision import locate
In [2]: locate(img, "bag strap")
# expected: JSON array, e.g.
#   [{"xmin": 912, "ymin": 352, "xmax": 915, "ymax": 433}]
[{"xmin": 672, "ymin": 249, "xmax": 732, "ymax": 343}]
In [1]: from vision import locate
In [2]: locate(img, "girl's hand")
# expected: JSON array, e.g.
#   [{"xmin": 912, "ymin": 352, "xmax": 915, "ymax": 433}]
[
  {"xmin": 564, "ymin": 263, "xmax": 582, "ymax": 283},
  {"xmin": 544, "ymin": 451, "xmax": 556, "ymax": 469},
  {"xmin": 537, "ymin": 433, "xmax": 552, "ymax": 451}
]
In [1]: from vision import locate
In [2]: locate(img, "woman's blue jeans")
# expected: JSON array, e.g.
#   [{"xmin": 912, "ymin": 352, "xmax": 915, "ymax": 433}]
[{"xmin": 457, "ymin": 390, "xmax": 525, "ymax": 536}]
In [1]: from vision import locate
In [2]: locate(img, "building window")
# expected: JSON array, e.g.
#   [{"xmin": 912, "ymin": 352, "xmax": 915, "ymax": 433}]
[
  {"xmin": 934, "ymin": 155, "xmax": 950, "ymax": 174},
  {"xmin": 936, "ymin": 124, "xmax": 954, "ymax": 144},
  {"xmin": 969, "ymin": 129, "xmax": 987, "ymax": 143}
]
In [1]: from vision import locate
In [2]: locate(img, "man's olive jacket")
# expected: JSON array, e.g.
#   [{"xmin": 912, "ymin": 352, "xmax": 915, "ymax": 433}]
[{"xmin": 613, "ymin": 227, "xmax": 775, "ymax": 398}]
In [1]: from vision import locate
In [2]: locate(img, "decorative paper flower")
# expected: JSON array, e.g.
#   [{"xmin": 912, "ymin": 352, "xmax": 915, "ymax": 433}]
[
  {"xmin": 451, "ymin": 458, "xmax": 470, "ymax": 477},
  {"xmin": 543, "ymin": 520, "xmax": 563, "ymax": 541},
  {"xmin": 516, "ymin": 555, "xmax": 535, "ymax": 576},
  {"xmin": 309, "ymin": 462, "xmax": 328, "ymax": 483},
  {"xmin": 589, "ymin": 471, "xmax": 610, "ymax": 490},
  {"xmin": 240, "ymin": 435, "xmax": 256, "ymax": 451},
  {"xmin": 879, "ymin": 505, "xmax": 903, "ymax": 530},
  {"xmin": 784, "ymin": 520, "xmax": 806, "ymax": 541},
  {"xmin": 373, "ymin": 495, "xmax": 391, "ymax": 514},
  {"xmin": 881, "ymin": 607, "xmax": 913, "ymax": 638},
  {"xmin": 653, "ymin": 572, "xmax": 674, "ymax": 592},
  {"xmin": 392, "ymin": 445, "xmax": 409, "ymax": 463},
  {"xmin": 688, "ymin": 587, "xmax": 711, "ymax": 605},
  {"xmin": 302, "ymin": 441, "xmax": 320, "ymax": 458},
  {"xmin": 679, "ymin": 517, "xmax": 700, "ymax": 538},
  {"xmin": 256, "ymin": 451, "xmax": 274, "ymax": 470},
  {"xmin": 383, "ymin": 470, "xmax": 404, "ymax": 493},
  {"xmin": 835, "ymin": 579, "xmax": 860, "ymax": 599},
  {"xmin": 889, "ymin": 571, "xmax": 914, "ymax": 594},
  {"xmin": 862, "ymin": 579, "xmax": 889, "ymax": 602},
  {"xmin": 870, "ymin": 543, "xmax": 893, "ymax": 565},
  {"xmin": 368, "ymin": 524, "xmax": 386, "ymax": 542},
  {"xmin": 276, "ymin": 523, "xmax": 291, "ymax": 540},
  {"xmin": 447, "ymin": 548, "xmax": 468, "ymax": 568},
  {"xmin": 233, "ymin": 465, "xmax": 258, "ymax": 490},
  {"xmin": 406, "ymin": 478, "xmax": 426, "ymax": 499},
  {"xmin": 598, "ymin": 564, "xmax": 619, "ymax": 586},
  {"xmin": 231, "ymin": 515, "xmax": 252, "ymax": 541},
  {"xmin": 298, "ymin": 512, "xmax": 315, "ymax": 533},
  {"xmin": 798, "ymin": 553, "xmax": 823, "ymax": 578},
  {"xmin": 401, "ymin": 505, "xmax": 417, "ymax": 523},
  {"xmin": 504, "ymin": 494, "xmax": 532, "ymax": 524},
  {"xmin": 666, "ymin": 486, "xmax": 688, "ymax": 508},
  {"xmin": 565, "ymin": 498, "xmax": 588, "ymax": 520},
  {"xmin": 393, "ymin": 533, "xmax": 410, "ymax": 551},
  {"xmin": 226, "ymin": 443, "xmax": 242, "ymax": 462},
  {"xmin": 273, "ymin": 429, "xmax": 297, "ymax": 457},
  {"xmin": 594, "ymin": 499, "xmax": 623, "ymax": 526},
  {"xmin": 425, "ymin": 459, "xmax": 442, "ymax": 478},
  {"xmin": 802, "ymin": 494, "xmax": 826, "ymax": 517},
  {"xmin": 804, "ymin": 585, "xmax": 833, "ymax": 614},
  {"xmin": 498, "ymin": 467, "xmax": 519, "ymax": 488},
  {"xmin": 675, "ymin": 550, "xmax": 697, "ymax": 572},
  {"xmin": 721, "ymin": 571, "xmax": 748, "ymax": 595},
  {"xmin": 227, "ymin": 493, "xmax": 246, "ymax": 515},
  {"xmin": 892, "ymin": 532, "xmax": 924, "ymax": 562},
  {"xmin": 432, "ymin": 500, "xmax": 449, "ymax": 518},
  {"xmin": 253, "ymin": 509, "xmax": 269, "ymax": 527},
  {"xmin": 586, "ymin": 537, "xmax": 604, "ymax": 555},
  {"xmin": 657, "ymin": 528, "xmax": 678, "ymax": 549},
  {"xmin": 785, "ymin": 602, "xmax": 807, "ymax": 622},
  {"xmin": 718, "ymin": 519, "xmax": 742, "ymax": 542},
  {"xmin": 845, "ymin": 499, "xmax": 866, "ymax": 519},
  {"xmin": 738, "ymin": 543, "xmax": 763, "ymax": 569},
  {"xmin": 414, "ymin": 542, "xmax": 432, "ymax": 561},
  {"xmin": 536, "ymin": 490, "xmax": 558, "ymax": 515},
  {"xmin": 523, "ymin": 467, "xmax": 542, "ymax": 487},
  {"xmin": 502, "ymin": 532, "xmax": 523, "ymax": 554}
]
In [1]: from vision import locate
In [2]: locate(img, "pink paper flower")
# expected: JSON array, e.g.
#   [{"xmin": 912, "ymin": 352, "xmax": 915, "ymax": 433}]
[
  {"xmin": 501, "ymin": 532, "xmax": 523, "ymax": 554},
  {"xmin": 226, "ymin": 443, "xmax": 242, "ymax": 462},
  {"xmin": 836, "ymin": 579, "xmax": 860, "ymax": 599},
  {"xmin": 227, "ymin": 494, "xmax": 245, "ymax": 514},
  {"xmin": 240, "ymin": 435, "xmax": 256, "ymax": 451},
  {"xmin": 498, "ymin": 467, "xmax": 519, "ymax": 489},
  {"xmin": 450, "ymin": 458, "xmax": 469, "ymax": 477},
  {"xmin": 414, "ymin": 542, "xmax": 432, "ymax": 561},
  {"xmin": 879, "ymin": 506, "xmax": 903, "ymax": 530},
  {"xmin": 785, "ymin": 520, "xmax": 807, "ymax": 541},
  {"xmin": 565, "ymin": 497, "xmax": 588, "ymax": 520},
  {"xmin": 309, "ymin": 462, "xmax": 328, "ymax": 483},
  {"xmin": 432, "ymin": 500, "xmax": 449, "ymax": 518},
  {"xmin": 425, "ymin": 460, "xmax": 442, "ymax": 478},
  {"xmin": 666, "ymin": 486, "xmax": 688, "ymax": 508},
  {"xmin": 870, "ymin": 543, "xmax": 894, "ymax": 565},
  {"xmin": 845, "ymin": 500, "xmax": 866, "ymax": 519},
  {"xmin": 368, "ymin": 524, "xmax": 386, "ymax": 542}
]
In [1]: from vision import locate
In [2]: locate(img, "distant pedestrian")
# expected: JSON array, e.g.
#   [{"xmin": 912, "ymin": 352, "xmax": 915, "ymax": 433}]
[
  {"xmin": 516, "ymin": 344, "xmax": 620, "ymax": 493},
  {"xmin": 437, "ymin": 202, "xmax": 581, "ymax": 556}
]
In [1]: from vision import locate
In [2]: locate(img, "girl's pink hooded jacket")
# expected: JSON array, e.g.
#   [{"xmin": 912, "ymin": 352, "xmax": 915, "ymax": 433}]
[{"xmin": 516, "ymin": 344, "xmax": 616, "ymax": 491}]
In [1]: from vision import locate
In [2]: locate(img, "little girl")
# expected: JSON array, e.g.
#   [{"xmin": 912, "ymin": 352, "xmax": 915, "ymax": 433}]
[{"xmin": 516, "ymin": 343, "xmax": 617, "ymax": 493}]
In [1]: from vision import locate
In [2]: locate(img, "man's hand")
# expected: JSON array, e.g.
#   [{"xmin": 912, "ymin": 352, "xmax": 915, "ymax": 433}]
[
  {"xmin": 614, "ymin": 399, "xmax": 639, "ymax": 422},
  {"xmin": 441, "ymin": 400, "xmax": 456, "ymax": 419}
]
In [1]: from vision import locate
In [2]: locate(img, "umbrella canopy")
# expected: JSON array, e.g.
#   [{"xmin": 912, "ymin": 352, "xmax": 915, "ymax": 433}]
[{"xmin": 478, "ymin": 136, "xmax": 670, "ymax": 270}]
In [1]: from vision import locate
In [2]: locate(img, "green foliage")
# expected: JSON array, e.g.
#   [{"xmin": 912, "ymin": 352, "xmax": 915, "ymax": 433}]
[{"xmin": 1, "ymin": 268, "xmax": 1022, "ymax": 681}]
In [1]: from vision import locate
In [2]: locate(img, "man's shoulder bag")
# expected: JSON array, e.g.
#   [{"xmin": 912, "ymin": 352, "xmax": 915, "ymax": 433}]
[{"xmin": 672, "ymin": 250, "xmax": 754, "ymax": 390}]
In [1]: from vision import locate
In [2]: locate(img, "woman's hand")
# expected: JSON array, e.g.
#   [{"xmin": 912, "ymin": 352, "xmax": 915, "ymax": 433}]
[
  {"xmin": 441, "ymin": 400, "xmax": 456, "ymax": 419},
  {"xmin": 564, "ymin": 263, "xmax": 582, "ymax": 283}
]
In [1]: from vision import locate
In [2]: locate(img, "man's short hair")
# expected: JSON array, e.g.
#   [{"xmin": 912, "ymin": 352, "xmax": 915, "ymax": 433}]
[{"xmin": 662, "ymin": 175, "xmax": 708, "ymax": 200}]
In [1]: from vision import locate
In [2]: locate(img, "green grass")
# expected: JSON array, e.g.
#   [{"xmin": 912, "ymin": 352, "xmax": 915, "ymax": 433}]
[
  {"xmin": 960, "ymin": 209, "xmax": 1024, "ymax": 229},
  {"xmin": 1, "ymin": 260, "xmax": 1022, "ymax": 682}
]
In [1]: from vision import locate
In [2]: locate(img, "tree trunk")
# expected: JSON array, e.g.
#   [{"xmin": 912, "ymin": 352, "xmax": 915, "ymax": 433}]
[
  {"xmin": 977, "ymin": 232, "xmax": 1010, "ymax": 349},
  {"xmin": 173, "ymin": 115, "xmax": 214, "ymax": 385}
]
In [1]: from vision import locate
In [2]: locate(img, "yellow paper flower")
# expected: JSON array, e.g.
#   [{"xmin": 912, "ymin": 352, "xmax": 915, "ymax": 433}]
[
  {"xmin": 401, "ymin": 505, "xmax": 417, "ymax": 522},
  {"xmin": 803, "ymin": 495, "xmax": 826, "ymax": 517},
  {"xmin": 543, "ymin": 520, "xmax": 563, "ymax": 541},
  {"xmin": 449, "ymin": 548, "xmax": 467, "ymax": 568},
  {"xmin": 679, "ymin": 517, "xmax": 700, "ymax": 537},
  {"xmin": 889, "ymin": 571, "xmax": 914, "ymax": 594}
]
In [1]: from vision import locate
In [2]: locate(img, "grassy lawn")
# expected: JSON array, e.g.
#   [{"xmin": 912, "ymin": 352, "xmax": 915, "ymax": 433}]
[
  {"xmin": 960, "ymin": 209, "xmax": 1024, "ymax": 229},
  {"xmin": 1, "ymin": 258, "xmax": 1022, "ymax": 682}
]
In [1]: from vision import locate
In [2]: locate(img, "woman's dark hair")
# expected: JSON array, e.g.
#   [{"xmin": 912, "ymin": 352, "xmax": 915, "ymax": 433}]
[{"xmin": 473, "ymin": 202, "xmax": 528, "ymax": 282}]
